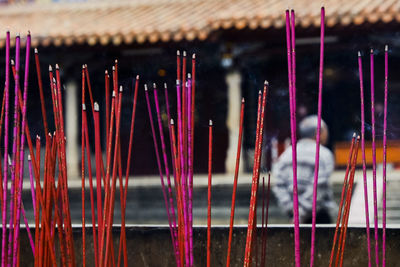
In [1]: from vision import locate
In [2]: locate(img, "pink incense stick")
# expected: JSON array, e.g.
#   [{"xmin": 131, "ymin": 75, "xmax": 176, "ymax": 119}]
[
  {"xmin": 144, "ymin": 84, "xmax": 177, "ymax": 261},
  {"xmin": 382, "ymin": 44, "xmax": 388, "ymax": 267},
  {"xmin": 187, "ymin": 75, "xmax": 194, "ymax": 267},
  {"xmin": 358, "ymin": 51, "xmax": 372, "ymax": 267},
  {"xmin": 176, "ymin": 80, "xmax": 190, "ymax": 266},
  {"xmin": 8, "ymin": 34, "xmax": 21, "ymax": 265},
  {"xmin": 285, "ymin": 9, "xmax": 300, "ymax": 267},
  {"xmin": 27, "ymin": 156, "xmax": 36, "ymax": 218},
  {"xmin": 207, "ymin": 120, "xmax": 213, "ymax": 267},
  {"xmin": 310, "ymin": 7, "xmax": 325, "ymax": 267},
  {"xmin": 152, "ymin": 83, "xmax": 180, "ymax": 264},
  {"xmin": 369, "ymin": 49, "xmax": 379, "ymax": 267},
  {"xmin": 2, "ymin": 31, "xmax": 10, "ymax": 267},
  {"xmin": 13, "ymin": 33, "xmax": 31, "ymax": 266}
]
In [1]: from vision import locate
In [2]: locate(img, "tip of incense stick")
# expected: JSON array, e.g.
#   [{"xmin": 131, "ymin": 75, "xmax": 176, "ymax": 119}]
[
  {"xmin": 209, "ymin": 120, "xmax": 213, "ymax": 126},
  {"xmin": 370, "ymin": 48, "xmax": 374, "ymax": 54},
  {"xmin": 153, "ymin": 83, "xmax": 157, "ymax": 89},
  {"xmin": 357, "ymin": 135, "xmax": 361, "ymax": 140},
  {"xmin": 105, "ymin": 70, "xmax": 108, "ymax": 74},
  {"xmin": 27, "ymin": 30, "xmax": 31, "ymax": 36},
  {"xmin": 241, "ymin": 97, "xmax": 245, "ymax": 103},
  {"xmin": 185, "ymin": 81, "xmax": 188, "ymax": 87},
  {"xmin": 144, "ymin": 84, "xmax": 148, "ymax": 91},
  {"xmin": 188, "ymin": 73, "xmax": 191, "ymax": 79},
  {"xmin": 385, "ymin": 45, "xmax": 388, "ymax": 51},
  {"xmin": 48, "ymin": 132, "xmax": 52, "ymax": 137},
  {"xmin": 36, "ymin": 135, "xmax": 40, "ymax": 140},
  {"xmin": 82, "ymin": 64, "xmax": 86, "ymax": 69},
  {"xmin": 264, "ymin": 80, "xmax": 269, "ymax": 85},
  {"xmin": 258, "ymin": 90, "xmax": 262, "ymax": 95},
  {"xmin": 115, "ymin": 59, "xmax": 118, "ymax": 64},
  {"xmin": 136, "ymin": 74, "xmax": 140, "ymax": 80},
  {"xmin": 112, "ymin": 90, "xmax": 116, "ymax": 97},
  {"xmin": 183, "ymin": 51, "xmax": 187, "ymax": 57},
  {"xmin": 8, "ymin": 155, "xmax": 11, "ymax": 166},
  {"xmin": 177, "ymin": 50, "xmax": 180, "ymax": 56},
  {"xmin": 164, "ymin": 83, "xmax": 167, "ymax": 89},
  {"xmin": 84, "ymin": 64, "xmax": 88, "ymax": 68},
  {"xmin": 358, "ymin": 51, "xmax": 361, "ymax": 57},
  {"xmin": 49, "ymin": 65, "xmax": 53, "ymax": 71},
  {"xmin": 34, "ymin": 48, "xmax": 38, "ymax": 54},
  {"xmin": 28, "ymin": 155, "xmax": 31, "ymax": 161},
  {"xmin": 112, "ymin": 66, "xmax": 115, "ymax": 71},
  {"xmin": 55, "ymin": 63, "xmax": 59, "ymax": 69},
  {"xmin": 52, "ymin": 77, "xmax": 56, "ymax": 83},
  {"xmin": 192, "ymin": 53, "xmax": 196, "ymax": 59},
  {"xmin": 176, "ymin": 80, "xmax": 180, "ymax": 85},
  {"xmin": 10, "ymin": 59, "xmax": 14, "ymax": 66},
  {"xmin": 353, "ymin": 132, "xmax": 356, "ymax": 138},
  {"xmin": 94, "ymin": 102, "xmax": 99, "ymax": 111},
  {"xmin": 119, "ymin": 85, "xmax": 123, "ymax": 92},
  {"xmin": 82, "ymin": 104, "xmax": 86, "ymax": 111},
  {"xmin": 170, "ymin": 119, "xmax": 174, "ymax": 125},
  {"xmin": 16, "ymin": 33, "xmax": 20, "ymax": 38}
]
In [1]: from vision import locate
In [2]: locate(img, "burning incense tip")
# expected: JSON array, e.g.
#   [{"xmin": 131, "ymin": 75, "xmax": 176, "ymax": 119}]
[
  {"xmin": 16, "ymin": 33, "xmax": 20, "ymax": 38},
  {"xmin": 358, "ymin": 51, "xmax": 361, "ymax": 57},
  {"xmin": 136, "ymin": 74, "xmax": 140, "ymax": 79},
  {"xmin": 28, "ymin": 155, "xmax": 31, "ymax": 161},
  {"xmin": 112, "ymin": 66, "xmax": 115, "ymax": 71},
  {"xmin": 164, "ymin": 83, "xmax": 167, "ymax": 89},
  {"xmin": 55, "ymin": 63, "xmax": 60, "ymax": 69},
  {"xmin": 112, "ymin": 91, "xmax": 116, "ymax": 97},
  {"xmin": 357, "ymin": 135, "xmax": 361, "ymax": 140},
  {"xmin": 105, "ymin": 70, "xmax": 108, "ymax": 74},
  {"xmin": 94, "ymin": 102, "xmax": 99, "ymax": 111},
  {"xmin": 11, "ymin": 59, "xmax": 15, "ymax": 65},
  {"xmin": 353, "ymin": 132, "xmax": 357, "ymax": 138},
  {"xmin": 49, "ymin": 65, "xmax": 53, "ymax": 71},
  {"xmin": 183, "ymin": 51, "xmax": 187, "ymax": 57},
  {"xmin": 264, "ymin": 80, "xmax": 269, "ymax": 85},
  {"xmin": 115, "ymin": 59, "xmax": 118, "ymax": 64},
  {"xmin": 171, "ymin": 119, "xmax": 174, "ymax": 125},
  {"xmin": 258, "ymin": 90, "xmax": 262, "ymax": 95},
  {"xmin": 34, "ymin": 48, "xmax": 38, "ymax": 54},
  {"xmin": 176, "ymin": 80, "xmax": 180, "ymax": 85},
  {"xmin": 370, "ymin": 49, "xmax": 374, "ymax": 54},
  {"xmin": 153, "ymin": 83, "xmax": 157, "ymax": 89},
  {"xmin": 119, "ymin": 85, "xmax": 123, "ymax": 92},
  {"xmin": 52, "ymin": 77, "xmax": 56, "ymax": 83},
  {"xmin": 36, "ymin": 135, "xmax": 40, "ymax": 140},
  {"xmin": 144, "ymin": 84, "xmax": 148, "ymax": 91},
  {"xmin": 82, "ymin": 104, "xmax": 86, "ymax": 111},
  {"xmin": 192, "ymin": 53, "xmax": 196, "ymax": 59},
  {"xmin": 241, "ymin": 97, "xmax": 245, "ymax": 103},
  {"xmin": 209, "ymin": 120, "xmax": 213, "ymax": 126},
  {"xmin": 188, "ymin": 73, "xmax": 191, "ymax": 79},
  {"xmin": 385, "ymin": 45, "xmax": 388, "ymax": 51},
  {"xmin": 82, "ymin": 64, "xmax": 86, "ymax": 69},
  {"xmin": 177, "ymin": 50, "xmax": 180, "ymax": 56}
]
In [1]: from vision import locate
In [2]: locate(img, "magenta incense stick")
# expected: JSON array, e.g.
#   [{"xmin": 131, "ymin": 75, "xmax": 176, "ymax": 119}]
[
  {"xmin": 8, "ymin": 34, "xmax": 21, "ymax": 263},
  {"xmin": 152, "ymin": 83, "xmax": 180, "ymax": 264},
  {"xmin": 358, "ymin": 51, "xmax": 372, "ymax": 267},
  {"xmin": 144, "ymin": 84, "xmax": 177, "ymax": 261},
  {"xmin": 382, "ymin": 45, "xmax": 388, "ymax": 267},
  {"xmin": 310, "ymin": 7, "xmax": 325, "ymax": 267},
  {"xmin": 369, "ymin": 49, "xmax": 379, "ymax": 267},
  {"xmin": 13, "ymin": 33, "xmax": 31, "ymax": 265},
  {"xmin": 285, "ymin": 9, "xmax": 300, "ymax": 267},
  {"xmin": 207, "ymin": 120, "xmax": 213, "ymax": 267},
  {"xmin": 187, "ymin": 75, "xmax": 194, "ymax": 267},
  {"xmin": 1, "ymin": 31, "xmax": 10, "ymax": 267}
]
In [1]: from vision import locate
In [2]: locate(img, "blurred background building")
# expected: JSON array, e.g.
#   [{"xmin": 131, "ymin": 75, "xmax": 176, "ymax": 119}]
[{"xmin": 0, "ymin": 0, "xmax": 399, "ymax": 225}]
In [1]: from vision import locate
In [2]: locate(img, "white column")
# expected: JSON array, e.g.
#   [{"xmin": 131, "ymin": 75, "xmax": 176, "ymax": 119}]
[
  {"xmin": 65, "ymin": 80, "xmax": 79, "ymax": 179},
  {"xmin": 225, "ymin": 70, "xmax": 243, "ymax": 173}
]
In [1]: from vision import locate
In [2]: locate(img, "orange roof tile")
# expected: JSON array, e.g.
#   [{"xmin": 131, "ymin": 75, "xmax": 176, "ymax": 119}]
[{"xmin": 0, "ymin": 0, "xmax": 398, "ymax": 47}]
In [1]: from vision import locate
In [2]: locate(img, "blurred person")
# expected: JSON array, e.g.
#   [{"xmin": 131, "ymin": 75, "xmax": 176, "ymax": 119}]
[{"xmin": 272, "ymin": 115, "xmax": 336, "ymax": 223}]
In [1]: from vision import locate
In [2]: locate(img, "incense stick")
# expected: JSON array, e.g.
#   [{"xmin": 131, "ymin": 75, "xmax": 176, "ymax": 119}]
[
  {"xmin": 207, "ymin": 120, "xmax": 213, "ymax": 267},
  {"xmin": 226, "ymin": 98, "xmax": 245, "ymax": 267},
  {"xmin": 382, "ymin": 44, "xmax": 388, "ymax": 267},
  {"xmin": 33, "ymin": 48, "xmax": 48, "ymax": 136},
  {"xmin": 369, "ymin": 49, "xmax": 379, "ymax": 267},
  {"xmin": 329, "ymin": 134, "xmax": 356, "ymax": 267},
  {"xmin": 81, "ymin": 102, "xmax": 86, "ymax": 267},
  {"xmin": 358, "ymin": 51, "xmax": 372, "ymax": 267},
  {"xmin": 310, "ymin": 7, "xmax": 325, "ymax": 267}
]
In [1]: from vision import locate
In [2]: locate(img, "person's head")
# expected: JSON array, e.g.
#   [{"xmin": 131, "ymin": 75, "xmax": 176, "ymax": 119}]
[{"xmin": 299, "ymin": 115, "xmax": 329, "ymax": 145}]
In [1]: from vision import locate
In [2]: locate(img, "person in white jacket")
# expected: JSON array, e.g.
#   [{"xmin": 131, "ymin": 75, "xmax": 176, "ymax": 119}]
[{"xmin": 272, "ymin": 115, "xmax": 336, "ymax": 223}]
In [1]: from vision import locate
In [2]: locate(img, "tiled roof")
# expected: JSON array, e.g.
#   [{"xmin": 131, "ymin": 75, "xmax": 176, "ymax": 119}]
[{"xmin": 0, "ymin": 0, "xmax": 399, "ymax": 47}]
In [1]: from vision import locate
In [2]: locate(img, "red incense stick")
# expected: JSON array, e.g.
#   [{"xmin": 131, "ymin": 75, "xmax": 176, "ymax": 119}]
[
  {"xmin": 358, "ymin": 51, "xmax": 372, "ymax": 267},
  {"xmin": 369, "ymin": 49, "xmax": 379, "ymax": 267},
  {"xmin": 329, "ymin": 134, "xmax": 356, "ymax": 267},
  {"xmin": 105, "ymin": 70, "xmax": 110, "ymax": 145},
  {"xmin": 33, "ymin": 48, "xmax": 48, "ymax": 135},
  {"xmin": 226, "ymin": 98, "xmax": 245, "ymax": 267},
  {"xmin": 382, "ymin": 44, "xmax": 388, "ymax": 267},
  {"xmin": 207, "ymin": 120, "xmax": 213, "ymax": 267},
  {"xmin": 310, "ymin": 7, "xmax": 325, "ymax": 267}
]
